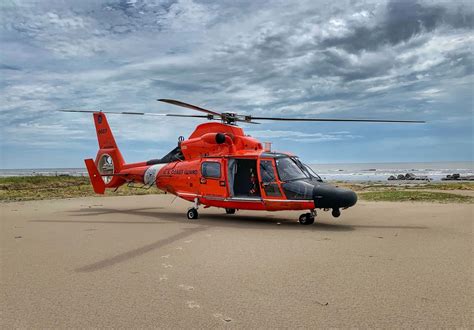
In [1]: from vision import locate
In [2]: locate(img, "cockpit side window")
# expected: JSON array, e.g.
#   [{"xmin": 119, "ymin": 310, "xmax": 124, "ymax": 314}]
[{"xmin": 260, "ymin": 160, "xmax": 276, "ymax": 182}]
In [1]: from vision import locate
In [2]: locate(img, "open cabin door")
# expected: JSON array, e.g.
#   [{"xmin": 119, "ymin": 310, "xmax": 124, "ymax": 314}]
[
  {"xmin": 227, "ymin": 158, "xmax": 261, "ymax": 198},
  {"xmin": 258, "ymin": 158, "xmax": 283, "ymax": 199}
]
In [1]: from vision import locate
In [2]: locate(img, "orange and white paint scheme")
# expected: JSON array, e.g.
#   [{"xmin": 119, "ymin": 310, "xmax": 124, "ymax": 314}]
[{"xmin": 66, "ymin": 98, "xmax": 422, "ymax": 223}]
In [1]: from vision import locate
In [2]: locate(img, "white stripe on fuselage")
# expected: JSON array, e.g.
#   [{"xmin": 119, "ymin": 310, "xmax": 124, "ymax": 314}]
[{"xmin": 144, "ymin": 164, "xmax": 166, "ymax": 186}]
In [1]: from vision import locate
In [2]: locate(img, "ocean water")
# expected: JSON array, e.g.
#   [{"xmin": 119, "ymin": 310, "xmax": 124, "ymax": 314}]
[
  {"xmin": 309, "ymin": 161, "xmax": 473, "ymax": 182},
  {"xmin": 0, "ymin": 168, "xmax": 88, "ymax": 177},
  {"xmin": 0, "ymin": 161, "xmax": 472, "ymax": 182}
]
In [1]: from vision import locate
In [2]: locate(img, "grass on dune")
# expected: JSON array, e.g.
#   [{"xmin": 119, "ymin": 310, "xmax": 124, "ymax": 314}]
[
  {"xmin": 0, "ymin": 176, "xmax": 162, "ymax": 202},
  {"xmin": 338, "ymin": 181, "xmax": 474, "ymax": 192},
  {"xmin": 1, "ymin": 176, "xmax": 473, "ymax": 203},
  {"xmin": 359, "ymin": 191, "xmax": 474, "ymax": 203}
]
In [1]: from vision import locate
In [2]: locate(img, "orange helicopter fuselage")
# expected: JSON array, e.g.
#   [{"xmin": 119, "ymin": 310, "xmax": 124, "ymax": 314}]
[{"xmin": 85, "ymin": 112, "xmax": 357, "ymax": 217}]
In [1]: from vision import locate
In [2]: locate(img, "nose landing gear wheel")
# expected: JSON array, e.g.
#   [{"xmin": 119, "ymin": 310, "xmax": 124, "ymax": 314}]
[
  {"xmin": 187, "ymin": 208, "xmax": 199, "ymax": 220},
  {"xmin": 225, "ymin": 208, "xmax": 236, "ymax": 215},
  {"xmin": 299, "ymin": 213, "xmax": 315, "ymax": 225}
]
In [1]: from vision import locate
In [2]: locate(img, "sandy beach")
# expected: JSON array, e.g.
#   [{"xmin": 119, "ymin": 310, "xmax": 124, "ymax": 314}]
[{"xmin": 1, "ymin": 194, "xmax": 472, "ymax": 328}]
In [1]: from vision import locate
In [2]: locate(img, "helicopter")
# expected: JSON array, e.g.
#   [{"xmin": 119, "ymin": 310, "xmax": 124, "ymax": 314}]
[{"xmin": 61, "ymin": 99, "xmax": 424, "ymax": 225}]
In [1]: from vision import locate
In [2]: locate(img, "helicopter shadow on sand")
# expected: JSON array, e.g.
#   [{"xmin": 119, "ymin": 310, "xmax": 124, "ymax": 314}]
[
  {"xmin": 30, "ymin": 207, "xmax": 426, "ymax": 273},
  {"xmin": 59, "ymin": 206, "xmax": 426, "ymax": 232}
]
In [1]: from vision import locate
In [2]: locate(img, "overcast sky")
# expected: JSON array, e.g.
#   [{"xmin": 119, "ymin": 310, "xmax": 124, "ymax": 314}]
[{"xmin": 1, "ymin": 0, "xmax": 473, "ymax": 168}]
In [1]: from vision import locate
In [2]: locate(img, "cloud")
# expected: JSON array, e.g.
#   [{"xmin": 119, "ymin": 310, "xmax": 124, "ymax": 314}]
[
  {"xmin": 0, "ymin": 0, "xmax": 473, "ymax": 166},
  {"xmin": 248, "ymin": 130, "xmax": 359, "ymax": 143}
]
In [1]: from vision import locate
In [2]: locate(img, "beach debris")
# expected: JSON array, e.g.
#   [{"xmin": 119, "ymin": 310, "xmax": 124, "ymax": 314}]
[
  {"xmin": 315, "ymin": 300, "xmax": 329, "ymax": 306},
  {"xmin": 162, "ymin": 263, "xmax": 173, "ymax": 268},
  {"xmin": 441, "ymin": 173, "xmax": 474, "ymax": 181},
  {"xmin": 213, "ymin": 313, "xmax": 232, "ymax": 322},
  {"xmin": 14, "ymin": 236, "xmax": 22, "ymax": 239}
]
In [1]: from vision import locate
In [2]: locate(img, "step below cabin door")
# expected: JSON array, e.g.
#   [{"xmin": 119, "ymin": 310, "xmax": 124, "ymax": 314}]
[{"xmin": 258, "ymin": 158, "xmax": 283, "ymax": 200}]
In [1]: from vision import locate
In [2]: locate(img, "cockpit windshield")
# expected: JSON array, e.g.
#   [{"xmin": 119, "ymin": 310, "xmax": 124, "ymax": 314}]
[
  {"xmin": 275, "ymin": 157, "xmax": 308, "ymax": 181},
  {"xmin": 292, "ymin": 157, "xmax": 323, "ymax": 182}
]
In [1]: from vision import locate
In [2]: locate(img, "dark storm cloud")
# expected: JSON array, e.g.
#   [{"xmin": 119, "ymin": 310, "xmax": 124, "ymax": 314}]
[{"xmin": 322, "ymin": 0, "xmax": 474, "ymax": 53}]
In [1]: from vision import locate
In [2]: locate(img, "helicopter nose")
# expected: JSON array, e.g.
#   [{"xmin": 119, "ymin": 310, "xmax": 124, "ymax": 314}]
[{"xmin": 312, "ymin": 184, "xmax": 358, "ymax": 209}]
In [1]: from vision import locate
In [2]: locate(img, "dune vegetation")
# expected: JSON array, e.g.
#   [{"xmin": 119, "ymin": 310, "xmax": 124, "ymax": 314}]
[
  {"xmin": 0, "ymin": 176, "xmax": 162, "ymax": 202},
  {"xmin": 1, "ymin": 176, "xmax": 472, "ymax": 203},
  {"xmin": 359, "ymin": 190, "xmax": 473, "ymax": 203}
]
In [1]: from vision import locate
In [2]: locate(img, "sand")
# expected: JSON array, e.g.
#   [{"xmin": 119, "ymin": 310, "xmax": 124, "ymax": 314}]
[{"xmin": 1, "ymin": 195, "xmax": 472, "ymax": 328}]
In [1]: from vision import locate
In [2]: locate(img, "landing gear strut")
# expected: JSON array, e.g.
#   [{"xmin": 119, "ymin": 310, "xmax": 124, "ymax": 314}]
[{"xmin": 298, "ymin": 210, "xmax": 316, "ymax": 225}]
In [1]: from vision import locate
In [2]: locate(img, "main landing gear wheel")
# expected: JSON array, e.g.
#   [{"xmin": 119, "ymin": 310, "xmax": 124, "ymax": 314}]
[
  {"xmin": 298, "ymin": 213, "xmax": 315, "ymax": 225},
  {"xmin": 225, "ymin": 208, "xmax": 236, "ymax": 215},
  {"xmin": 332, "ymin": 208, "xmax": 341, "ymax": 218},
  {"xmin": 187, "ymin": 208, "xmax": 199, "ymax": 220}
]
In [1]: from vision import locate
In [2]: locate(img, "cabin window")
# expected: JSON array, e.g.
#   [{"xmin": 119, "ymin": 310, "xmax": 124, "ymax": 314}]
[{"xmin": 201, "ymin": 161, "xmax": 221, "ymax": 178}]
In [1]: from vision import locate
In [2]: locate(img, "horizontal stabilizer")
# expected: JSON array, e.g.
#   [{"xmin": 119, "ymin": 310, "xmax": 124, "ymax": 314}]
[{"xmin": 84, "ymin": 158, "xmax": 106, "ymax": 194}]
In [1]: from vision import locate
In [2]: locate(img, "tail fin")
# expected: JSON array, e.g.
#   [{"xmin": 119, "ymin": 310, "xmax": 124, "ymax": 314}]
[
  {"xmin": 94, "ymin": 112, "xmax": 120, "ymax": 150},
  {"xmin": 84, "ymin": 159, "xmax": 106, "ymax": 194},
  {"xmin": 89, "ymin": 112, "xmax": 126, "ymax": 189}
]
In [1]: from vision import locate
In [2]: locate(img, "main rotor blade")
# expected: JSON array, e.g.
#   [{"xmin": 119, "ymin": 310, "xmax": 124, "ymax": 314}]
[
  {"xmin": 157, "ymin": 99, "xmax": 222, "ymax": 117},
  {"xmin": 235, "ymin": 118, "xmax": 261, "ymax": 124},
  {"xmin": 250, "ymin": 116, "xmax": 425, "ymax": 123},
  {"xmin": 60, "ymin": 109, "xmax": 215, "ymax": 120},
  {"xmin": 60, "ymin": 109, "xmax": 167, "ymax": 116},
  {"xmin": 60, "ymin": 109, "xmax": 209, "ymax": 118},
  {"xmin": 165, "ymin": 114, "xmax": 214, "ymax": 119}
]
